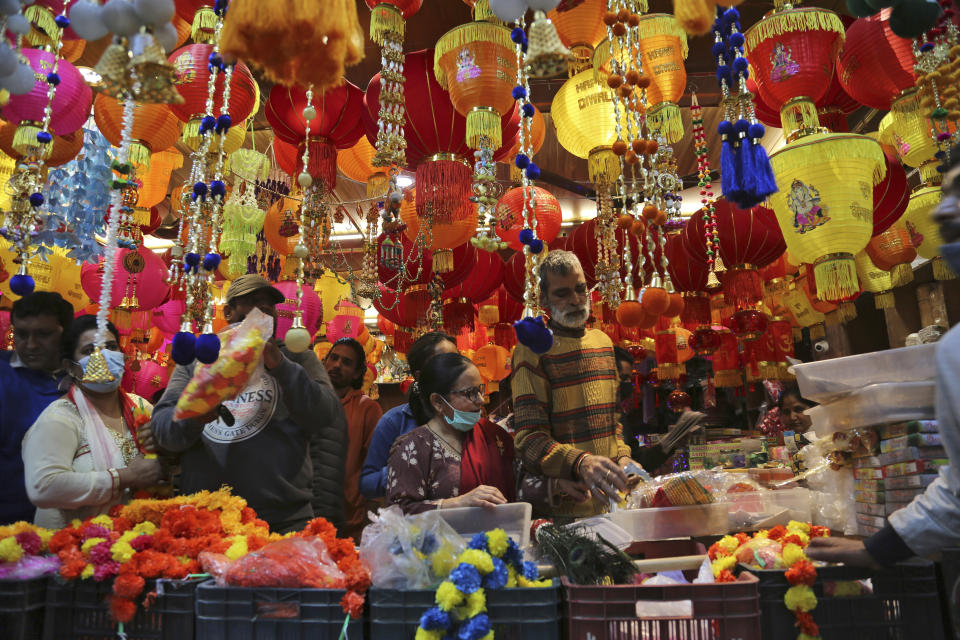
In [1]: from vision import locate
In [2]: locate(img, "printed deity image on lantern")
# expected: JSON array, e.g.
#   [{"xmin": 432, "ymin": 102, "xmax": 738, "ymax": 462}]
[
  {"xmin": 905, "ymin": 221, "xmax": 924, "ymax": 248},
  {"xmin": 456, "ymin": 48, "xmax": 482, "ymax": 83},
  {"xmin": 770, "ymin": 44, "xmax": 799, "ymax": 83},
  {"xmin": 171, "ymin": 54, "xmax": 197, "ymax": 85},
  {"xmin": 787, "ymin": 180, "xmax": 830, "ymax": 234}
]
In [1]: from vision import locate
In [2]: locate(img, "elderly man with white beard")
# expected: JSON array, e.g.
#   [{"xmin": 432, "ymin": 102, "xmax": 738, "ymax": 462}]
[{"xmin": 511, "ymin": 250, "xmax": 640, "ymax": 518}]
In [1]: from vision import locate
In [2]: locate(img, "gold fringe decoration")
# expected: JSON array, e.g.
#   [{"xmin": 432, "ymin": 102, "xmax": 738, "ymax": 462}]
[
  {"xmin": 744, "ymin": 7, "xmax": 846, "ymax": 55},
  {"xmin": 934, "ymin": 256, "xmax": 957, "ymax": 281},
  {"xmin": 128, "ymin": 142, "xmax": 151, "ymax": 170},
  {"xmin": 470, "ymin": 0, "xmax": 505, "ymax": 24},
  {"xmin": 891, "ymin": 263, "xmax": 914, "ymax": 287},
  {"xmin": 780, "ymin": 97, "xmax": 822, "ymax": 142},
  {"xmin": 434, "ymin": 22, "xmax": 514, "ymax": 90},
  {"xmin": 770, "ymin": 133, "xmax": 887, "ymax": 187},
  {"xmin": 673, "ymin": 0, "xmax": 714, "ymax": 38},
  {"xmin": 714, "ymin": 369, "xmax": 743, "ymax": 388},
  {"xmin": 813, "ymin": 253, "xmax": 859, "ymax": 304},
  {"xmin": 810, "ymin": 323, "xmax": 826, "ymax": 341},
  {"xmin": 656, "ymin": 363, "xmax": 686, "ymax": 380},
  {"xmin": 919, "ymin": 161, "xmax": 941, "ymax": 186},
  {"xmin": 191, "ymin": 7, "xmax": 219, "ymax": 44},
  {"xmin": 479, "ymin": 304, "xmax": 499, "ymax": 325},
  {"xmin": 12, "ymin": 123, "xmax": 50, "ymax": 158},
  {"xmin": 874, "ymin": 291, "xmax": 894, "ymax": 309},
  {"xmin": 433, "ymin": 248, "xmax": 454, "ymax": 274},
  {"xmin": 648, "ymin": 102, "xmax": 684, "ymax": 144},
  {"xmin": 367, "ymin": 172, "xmax": 389, "ymax": 199},
  {"xmin": 24, "ymin": 4, "xmax": 59, "ymax": 47},
  {"xmin": 588, "ymin": 147, "xmax": 619, "ymax": 185},
  {"xmin": 466, "ymin": 107, "xmax": 503, "ymax": 150},
  {"xmin": 636, "ymin": 14, "xmax": 689, "ymax": 58},
  {"xmin": 370, "ymin": 3, "xmax": 404, "ymax": 44}
]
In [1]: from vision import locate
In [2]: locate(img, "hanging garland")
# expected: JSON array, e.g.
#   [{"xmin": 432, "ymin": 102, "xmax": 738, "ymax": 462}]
[{"xmin": 690, "ymin": 94, "xmax": 723, "ymax": 290}]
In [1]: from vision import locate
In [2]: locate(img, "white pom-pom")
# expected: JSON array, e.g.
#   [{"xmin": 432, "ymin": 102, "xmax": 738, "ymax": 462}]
[
  {"xmin": 0, "ymin": 0, "xmax": 20, "ymax": 16},
  {"xmin": 0, "ymin": 45, "xmax": 16, "ymax": 78},
  {"xmin": 6, "ymin": 14, "xmax": 29, "ymax": 35},
  {"xmin": 152, "ymin": 21, "xmax": 178, "ymax": 52},
  {"xmin": 3, "ymin": 63, "xmax": 36, "ymax": 95},
  {"xmin": 526, "ymin": 0, "xmax": 561, "ymax": 10},
  {"xmin": 297, "ymin": 172, "xmax": 313, "ymax": 188},
  {"xmin": 133, "ymin": 0, "xmax": 175, "ymax": 25},
  {"xmin": 70, "ymin": 1, "xmax": 109, "ymax": 40},
  {"xmin": 284, "ymin": 326, "xmax": 311, "ymax": 353},
  {"xmin": 293, "ymin": 243, "xmax": 309, "ymax": 259},
  {"xmin": 101, "ymin": 0, "xmax": 143, "ymax": 36},
  {"xmin": 489, "ymin": 0, "xmax": 526, "ymax": 23}
]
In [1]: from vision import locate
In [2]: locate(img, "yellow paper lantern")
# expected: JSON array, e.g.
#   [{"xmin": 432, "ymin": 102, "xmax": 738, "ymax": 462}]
[
  {"xmin": 902, "ymin": 185, "xmax": 955, "ymax": 280},
  {"xmin": 136, "ymin": 149, "xmax": 184, "ymax": 209},
  {"xmin": 548, "ymin": 0, "xmax": 613, "ymax": 74},
  {"xmin": 314, "ymin": 271, "xmax": 352, "ymax": 337},
  {"xmin": 551, "ymin": 69, "xmax": 631, "ymax": 185},
  {"xmin": 0, "ymin": 241, "xmax": 89, "ymax": 312},
  {"xmin": 337, "ymin": 135, "xmax": 389, "ymax": 198},
  {"xmin": 633, "ymin": 15, "xmax": 688, "ymax": 143},
  {"xmin": 474, "ymin": 343, "xmax": 510, "ymax": 382},
  {"xmin": 855, "ymin": 251, "xmax": 895, "ymax": 309},
  {"xmin": 881, "ymin": 89, "xmax": 956, "ymax": 183},
  {"xmin": 0, "ymin": 150, "xmax": 15, "ymax": 211},
  {"xmin": 766, "ymin": 132, "xmax": 885, "ymax": 302}
]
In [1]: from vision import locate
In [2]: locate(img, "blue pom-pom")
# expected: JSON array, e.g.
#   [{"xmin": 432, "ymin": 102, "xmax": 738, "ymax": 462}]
[
  {"xmin": 36, "ymin": 130, "xmax": 52, "ymax": 144},
  {"xmin": 521, "ymin": 103, "xmax": 535, "ymax": 118},
  {"xmin": 171, "ymin": 331, "xmax": 196, "ymax": 366},
  {"xmin": 9, "ymin": 273, "xmax": 34, "ymax": 296},
  {"xmin": 184, "ymin": 252, "xmax": 201, "ymax": 272},
  {"xmin": 711, "ymin": 41, "xmax": 725, "ymax": 56},
  {"xmin": 526, "ymin": 162, "xmax": 541, "ymax": 180},
  {"xmin": 512, "ymin": 86, "xmax": 527, "ymax": 100},
  {"xmin": 937, "ymin": 164, "xmax": 947, "ymax": 173},
  {"xmin": 214, "ymin": 0, "xmax": 228, "ymax": 15},
  {"xmin": 450, "ymin": 563, "xmax": 482, "ymax": 594},
  {"xmin": 200, "ymin": 115, "xmax": 217, "ymax": 133},
  {"xmin": 55, "ymin": 14, "xmax": 70, "ymax": 28},
  {"xmin": 420, "ymin": 607, "xmax": 451, "ymax": 631},
  {"xmin": 729, "ymin": 31, "xmax": 745, "ymax": 47},
  {"xmin": 209, "ymin": 180, "xmax": 226, "ymax": 198},
  {"xmin": 195, "ymin": 333, "xmax": 221, "ymax": 364},
  {"xmin": 723, "ymin": 7, "xmax": 740, "ymax": 23},
  {"xmin": 715, "ymin": 65, "xmax": 731, "ymax": 86},
  {"xmin": 920, "ymin": 42, "xmax": 935, "ymax": 52},
  {"xmin": 203, "ymin": 252, "xmax": 221, "ymax": 271},
  {"xmin": 734, "ymin": 119, "xmax": 750, "ymax": 135},
  {"xmin": 717, "ymin": 120, "xmax": 734, "ymax": 136},
  {"xmin": 29, "ymin": 192, "xmax": 44, "ymax": 207},
  {"xmin": 732, "ymin": 57, "xmax": 748, "ymax": 74},
  {"xmin": 215, "ymin": 114, "xmax": 232, "ymax": 134},
  {"xmin": 528, "ymin": 238, "xmax": 544, "ymax": 254},
  {"xmin": 936, "ymin": 150, "xmax": 947, "ymax": 159},
  {"xmin": 518, "ymin": 228, "xmax": 534, "ymax": 245},
  {"xmin": 511, "ymin": 27, "xmax": 525, "ymax": 44},
  {"xmin": 514, "ymin": 153, "xmax": 530, "ymax": 169},
  {"xmin": 458, "ymin": 614, "xmax": 491, "ymax": 640},
  {"xmin": 193, "ymin": 181, "xmax": 208, "ymax": 199},
  {"xmin": 482, "ymin": 557, "xmax": 509, "ymax": 590},
  {"xmin": 468, "ymin": 533, "xmax": 489, "ymax": 551},
  {"xmin": 514, "ymin": 316, "xmax": 553, "ymax": 355},
  {"xmin": 748, "ymin": 123, "xmax": 765, "ymax": 140},
  {"xmin": 208, "ymin": 52, "xmax": 223, "ymax": 71},
  {"xmin": 45, "ymin": 72, "xmax": 60, "ymax": 86}
]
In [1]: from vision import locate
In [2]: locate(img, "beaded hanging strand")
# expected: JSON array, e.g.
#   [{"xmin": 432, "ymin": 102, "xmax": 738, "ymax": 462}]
[{"xmin": 690, "ymin": 94, "xmax": 722, "ymax": 289}]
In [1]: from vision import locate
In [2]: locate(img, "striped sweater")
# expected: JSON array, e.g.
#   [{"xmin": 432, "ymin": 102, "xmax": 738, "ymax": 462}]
[{"xmin": 512, "ymin": 327, "xmax": 631, "ymax": 517}]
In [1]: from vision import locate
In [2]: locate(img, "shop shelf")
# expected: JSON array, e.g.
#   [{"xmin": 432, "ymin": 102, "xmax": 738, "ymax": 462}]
[
  {"xmin": 436, "ymin": 502, "xmax": 532, "ymax": 549},
  {"xmin": 752, "ymin": 559, "xmax": 947, "ymax": 640},
  {"xmin": 793, "ymin": 343, "xmax": 937, "ymax": 403},
  {"xmin": 806, "ymin": 381, "xmax": 936, "ymax": 434},
  {"xmin": 0, "ymin": 576, "xmax": 47, "ymax": 640},
  {"xmin": 43, "ymin": 576, "xmax": 201, "ymax": 640},
  {"xmin": 368, "ymin": 581, "xmax": 560, "ymax": 640},
  {"xmin": 608, "ymin": 503, "xmax": 730, "ymax": 541},
  {"xmin": 194, "ymin": 580, "xmax": 360, "ymax": 640}
]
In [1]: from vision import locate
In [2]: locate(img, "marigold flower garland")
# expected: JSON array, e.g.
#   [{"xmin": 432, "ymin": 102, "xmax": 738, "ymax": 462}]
[
  {"xmin": 708, "ymin": 521, "xmax": 830, "ymax": 640},
  {"xmin": 416, "ymin": 529, "xmax": 551, "ymax": 640}
]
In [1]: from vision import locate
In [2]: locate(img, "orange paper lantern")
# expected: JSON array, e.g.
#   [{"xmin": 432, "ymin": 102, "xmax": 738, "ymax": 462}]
[{"xmin": 94, "ymin": 94, "xmax": 182, "ymax": 169}]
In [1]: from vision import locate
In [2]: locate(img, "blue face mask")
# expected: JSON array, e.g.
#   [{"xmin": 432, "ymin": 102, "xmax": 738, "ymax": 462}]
[
  {"xmin": 440, "ymin": 396, "xmax": 481, "ymax": 432},
  {"xmin": 76, "ymin": 349, "xmax": 126, "ymax": 393}
]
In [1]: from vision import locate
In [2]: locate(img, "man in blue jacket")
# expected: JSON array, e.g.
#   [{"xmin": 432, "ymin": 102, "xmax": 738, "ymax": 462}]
[{"xmin": 0, "ymin": 291, "xmax": 73, "ymax": 524}]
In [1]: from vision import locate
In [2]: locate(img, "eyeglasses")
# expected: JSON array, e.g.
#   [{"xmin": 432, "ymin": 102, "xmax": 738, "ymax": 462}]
[{"xmin": 448, "ymin": 384, "xmax": 486, "ymax": 402}]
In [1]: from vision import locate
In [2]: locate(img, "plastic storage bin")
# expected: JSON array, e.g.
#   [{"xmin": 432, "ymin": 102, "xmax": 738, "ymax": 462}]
[
  {"xmin": 563, "ymin": 573, "xmax": 761, "ymax": 640},
  {"xmin": 806, "ymin": 381, "xmax": 936, "ymax": 434},
  {"xmin": 437, "ymin": 502, "xmax": 532, "ymax": 548},
  {"xmin": 369, "ymin": 581, "xmax": 561, "ymax": 640},
  {"xmin": 1, "ymin": 576, "xmax": 47, "ymax": 640},
  {"xmin": 194, "ymin": 580, "xmax": 360, "ymax": 640},
  {"xmin": 43, "ymin": 577, "xmax": 201, "ymax": 640},
  {"xmin": 608, "ymin": 503, "xmax": 729, "ymax": 541},
  {"xmin": 752, "ymin": 559, "xmax": 947, "ymax": 640},
  {"xmin": 792, "ymin": 343, "xmax": 936, "ymax": 403}
]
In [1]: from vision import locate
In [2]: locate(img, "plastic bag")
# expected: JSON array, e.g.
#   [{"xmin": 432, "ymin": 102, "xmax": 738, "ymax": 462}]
[
  {"xmin": 624, "ymin": 471, "xmax": 717, "ymax": 509},
  {"xmin": 174, "ymin": 308, "xmax": 272, "ymax": 420},
  {"xmin": 735, "ymin": 537, "xmax": 783, "ymax": 570},
  {"xmin": 359, "ymin": 506, "xmax": 464, "ymax": 590},
  {"xmin": 198, "ymin": 551, "xmax": 232, "ymax": 585},
  {"xmin": 222, "ymin": 537, "xmax": 345, "ymax": 588},
  {"xmin": 0, "ymin": 555, "xmax": 60, "ymax": 580}
]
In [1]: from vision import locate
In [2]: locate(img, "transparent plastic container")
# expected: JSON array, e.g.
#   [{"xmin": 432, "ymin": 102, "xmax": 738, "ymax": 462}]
[
  {"xmin": 608, "ymin": 503, "xmax": 729, "ymax": 541},
  {"xmin": 792, "ymin": 344, "xmax": 937, "ymax": 403},
  {"xmin": 807, "ymin": 381, "xmax": 936, "ymax": 434},
  {"xmin": 436, "ymin": 502, "xmax": 532, "ymax": 548}
]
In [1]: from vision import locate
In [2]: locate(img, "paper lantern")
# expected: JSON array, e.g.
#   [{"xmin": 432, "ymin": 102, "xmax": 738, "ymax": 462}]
[
  {"xmin": 743, "ymin": 326, "xmax": 778, "ymax": 382},
  {"xmin": 401, "ymin": 188, "xmax": 478, "ymax": 264},
  {"xmin": 746, "ymin": 70, "xmax": 859, "ymax": 133},
  {"xmin": 728, "ymin": 309, "xmax": 769, "ymax": 342},
  {"xmin": 445, "ymin": 249, "xmax": 504, "ymax": 304},
  {"xmin": 80, "ymin": 248, "xmax": 170, "ymax": 312},
  {"xmin": 132, "ymin": 359, "xmax": 171, "ymax": 402},
  {"xmin": 866, "ymin": 226, "xmax": 916, "ymax": 287},
  {"xmin": 327, "ymin": 313, "xmax": 363, "ymax": 343},
  {"xmin": 263, "ymin": 197, "xmax": 305, "ymax": 256},
  {"xmin": 780, "ymin": 281, "xmax": 826, "ymax": 332},
  {"xmin": 494, "ymin": 187, "xmax": 562, "ymax": 252},
  {"xmin": 634, "ymin": 14, "xmax": 689, "ymax": 144},
  {"xmin": 548, "ymin": 0, "xmax": 607, "ymax": 73},
  {"xmin": 0, "ymin": 242, "xmax": 87, "ymax": 312},
  {"xmin": 655, "ymin": 327, "xmax": 692, "ymax": 380},
  {"xmin": 855, "ymin": 251, "xmax": 895, "ymax": 310},
  {"xmin": 766, "ymin": 133, "xmax": 885, "ymax": 303},
  {"xmin": 0, "ymin": 122, "xmax": 81, "ymax": 167},
  {"xmin": 902, "ymin": 185, "xmax": 954, "ymax": 280},
  {"xmin": 837, "ymin": 9, "xmax": 915, "ymax": 111},
  {"xmin": 136, "ymin": 150, "xmax": 183, "ymax": 210},
  {"xmin": 174, "ymin": 0, "xmax": 217, "ymax": 43},
  {"xmin": 474, "ymin": 343, "xmax": 510, "ymax": 382},
  {"xmin": 93, "ymin": 94, "xmax": 182, "ymax": 169},
  {"xmin": 168, "ymin": 44, "xmax": 258, "ymax": 148},
  {"xmin": 337, "ymin": 135, "xmax": 390, "ymax": 198},
  {"xmin": 882, "ymin": 89, "xmax": 957, "ymax": 180},
  {"xmin": 152, "ymin": 298, "xmax": 185, "ymax": 335},
  {"xmin": 273, "ymin": 280, "xmax": 322, "ymax": 342},
  {"xmin": 442, "ymin": 297, "xmax": 475, "ymax": 335},
  {"xmin": 505, "ymin": 105, "xmax": 546, "ymax": 160},
  {"xmin": 266, "ymin": 81, "xmax": 365, "ymax": 191},
  {"xmin": 871, "ymin": 141, "xmax": 910, "ymax": 237}
]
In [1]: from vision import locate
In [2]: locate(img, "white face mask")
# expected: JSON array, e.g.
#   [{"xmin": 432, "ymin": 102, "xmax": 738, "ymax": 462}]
[{"xmin": 75, "ymin": 349, "xmax": 125, "ymax": 393}]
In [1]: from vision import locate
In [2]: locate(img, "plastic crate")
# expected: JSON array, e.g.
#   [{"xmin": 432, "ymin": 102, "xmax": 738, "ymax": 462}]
[
  {"xmin": 939, "ymin": 548, "xmax": 960, "ymax": 639},
  {"xmin": 43, "ymin": 576, "xmax": 201, "ymax": 640},
  {"xmin": 564, "ymin": 573, "xmax": 761, "ymax": 640},
  {"xmin": 368, "ymin": 581, "xmax": 561, "ymax": 640},
  {"xmin": 194, "ymin": 580, "xmax": 361, "ymax": 640},
  {"xmin": 0, "ymin": 576, "xmax": 47, "ymax": 640},
  {"xmin": 608, "ymin": 503, "xmax": 730, "ymax": 541},
  {"xmin": 753, "ymin": 560, "xmax": 946, "ymax": 640}
]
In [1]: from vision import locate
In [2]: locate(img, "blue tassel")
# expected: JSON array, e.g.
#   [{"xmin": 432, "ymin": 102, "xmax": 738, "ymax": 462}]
[
  {"xmin": 514, "ymin": 317, "xmax": 553, "ymax": 354},
  {"xmin": 719, "ymin": 121, "xmax": 737, "ymax": 200},
  {"xmin": 746, "ymin": 136, "xmax": 779, "ymax": 203},
  {"xmin": 172, "ymin": 332, "xmax": 197, "ymax": 366}
]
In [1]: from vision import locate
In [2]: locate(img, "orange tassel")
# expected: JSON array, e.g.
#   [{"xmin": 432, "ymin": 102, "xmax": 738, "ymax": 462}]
[{"xmin": 673, "ymin": 0, "xmax": 715, "ymax": 36}]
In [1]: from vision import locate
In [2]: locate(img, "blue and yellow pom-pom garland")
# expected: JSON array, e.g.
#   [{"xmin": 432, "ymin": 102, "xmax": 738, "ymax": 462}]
[{"xmin": 416, "ymin": 528, "xmax": 551, "ymax": 640}]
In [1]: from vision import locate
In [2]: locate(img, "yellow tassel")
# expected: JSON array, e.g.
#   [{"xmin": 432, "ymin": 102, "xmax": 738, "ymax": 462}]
[
  {"xmin": 891, "ymin": 263, "xmax": 913, "ymax": 287},
  {"xmin": 648, "ymin": 102, "xmax": 684, "ymax": 144},
  {"xmin": 779, "ymin": 97, "xmax": 822, "ymax": 142},
  {"xmin": 191, "ymin": 6, "xmax": 219, "ymax": 44},
  {"xmin": 588, "ymin": 148, "xmax": 620, "ymax": 185},
  {"xmin": 433, "ymin": 248, "xmax": 454, "ymax": 274},
  {"xmin": 366, "ymin": 172, "xmax": 389, "ymax": 199},
  {"xmin": 466, "ymin": 107, "xmax": 503, "ymax": 150},
  {"xmin": 12, "ymin": 123, "xmax": 50, "ymax": 158},
  {"xmin": 934, "ymin": 256, "xmax": 957, "ymax": 281},
  {"xmin": 813, "ymin": 253, "xmax": 859, "ymax": 303},
  {"xmin": 918, "ymin": 161, "xmax": 941, "ymax": 186},
  {"xmin": 434, "ymin": 22, "xmax": 514, "ymax": 89},
  {"xmin": 370, "ymin": 3, "xmax": 404, "ymax": 44},
  {"xmin": 714, "ymin": 369, "xmax": 743, "ymax": 388},
  {"xmin": 744, "ymin": 7, "xmax": 846, "ymax": 54},
  {"xmin": 479, "ymin": 304, "xmax": 499, "ymax": 325},
  {"xmin": 181, "ymin": 119, "xmax": 205, "ymax": 151},
  {"xmin": 656, "ymin": 363, "xmax": 686, "ymax": 380},
  {"xmin": 874, "ymin": 291, "xmax": 894, "ymax": 309},
  {"xmin": 128, "ymin": 143, "xmax": 151, "ymax": 170},
  {"xmin": 24, "ymin": 5, "xmax": 59, "ymax": 47},
  {"xmin": 132, "ymin": 207, "xmax": 150, "ymax": 226},
  {"xmin": 470, "ymin": 0, "xmax": 505, "ymax": 24},
  {"xmin": 637, "ymin": 14, "xmax": 689, "ymax": 57},
  {"xmin": 672, "ymin": 0, "xmax": 714, "ymax": 38}
]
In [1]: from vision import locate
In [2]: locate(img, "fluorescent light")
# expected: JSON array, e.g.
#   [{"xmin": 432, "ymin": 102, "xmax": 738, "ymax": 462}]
[
  {"xmin": 396, "ymin": 175, "xmax": 414, "ymax": 188},
  {"xmin": 143, "ymin": 235, "xmax": 174, "ymax": 252},
  {"xmin": 332, "ymin": 233, "xmax": 363, "ymax": 241}
]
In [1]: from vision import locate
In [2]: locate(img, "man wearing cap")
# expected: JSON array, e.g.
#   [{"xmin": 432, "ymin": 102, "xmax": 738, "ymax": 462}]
[{"xmin": 152, "ymin": 275, "xmax": 348, "ymax": 533}]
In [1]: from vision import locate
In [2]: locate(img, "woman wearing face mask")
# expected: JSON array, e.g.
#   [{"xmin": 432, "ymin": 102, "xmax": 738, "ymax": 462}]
[
  {"xmin": 386, "ymin": 353, "xmax": 586, "ymax": 514},
  {"xmin": 22, "ymin": 315, "xmax": 165, "ymax": 528}
]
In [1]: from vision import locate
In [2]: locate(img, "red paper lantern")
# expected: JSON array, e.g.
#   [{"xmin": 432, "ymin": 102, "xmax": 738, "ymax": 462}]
[
  {"xmin": 691, "ymin": 327, "xmax": 721, "ymax": 355},
  {"xmin": 743, "ymin": 326, "xmax": 778, "ymax": 382},
  {"xmin": 665, "ymin": 232, "xmax": 708, "ymax": 293},
  {"xmin": 770, "ymin": 317, "xmax": 795, "ymax": 377},
  {"xmin": 872, "ymin": 144, "xmax": 909, "ymax": 237},
  {"xmin": 837, "ymin": 8, "xmax": 915, "ymax": 111},
  {"xmin": 502, "ymin": 250, "xmax": 527, "ymax": 303},
  {"xmin": 442, "ymin": 297, "xmax": 476, "ymax": 335},
  {"xmin": 866, "ymin": 226, "xmax": 917, "ymax": 285},
  {"xmin": 445, "ymin": 250, "xmax": 505, "ymax": 304},
  {"xmin": 365, "ymin": 0, "xmax": 423, "ymax": 18},
  {"xmin": 729, "ymin": 309, "xmax": 769, "ymax": 342},
  {"xmin": 168, "ymin": 44, "xmax": 258, "ymax": 135},
  {"xmin": 747, "ymin": 71, "xmax": 858, "ymax": 132},
  {"xmin": 377, "ymin": 232, "xmax": 434, "ymax": 290},
  {"xmin": 710, "ymin": 328, "xmax": 742, "ymax": 388},
  {"xmin": 495, "ymin": 187, "xmax": 562, "ymax": 252}
]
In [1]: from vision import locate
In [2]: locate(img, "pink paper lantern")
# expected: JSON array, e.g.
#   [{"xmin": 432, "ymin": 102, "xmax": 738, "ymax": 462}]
[
  {"xmin": 80, "ymin": 248, "xmax": 170, "ymax": 312},
  {"xmin": 2, "ymin": 49, "xmax": 92, "ymax": 135},
  {"xmin": 152, "ymin": 298, "xmax": 185, "ymax": 335},
  {"xmin": 326, "ymin": 314, "xmax": 363, "ymax": 343},
  {"xmin": 132, "ymin": 359, "xmax": 172, "ymax": 401},
  {"xmin": 274, "ymin": 280, "xmax": 322, "ymax": 341}
]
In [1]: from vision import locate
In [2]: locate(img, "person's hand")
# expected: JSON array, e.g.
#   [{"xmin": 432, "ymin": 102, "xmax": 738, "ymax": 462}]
[
  {"xmin": 120, "ymin": 456, "xmax": 165, "ymax": 489},
  {"xmin": 806, "ymin": 536, "xmax": 880, "ymax": 569},
  {"xmin": 554, "ymin": 478, "xmax": 592, "ymax": 503},
  {"xmin": 137, "ymin": 422, "xmax": 157, "ymax": 454},
  {"xmin": 192, "ymin": 406, "xmax": 221, "ymax": 425},
  {"xmin": 263, "ymin": 339, "xmax": 283, "ymax": 370},
  {"xmin": 578, "ymin": 454, "xmax": 627, "ymax": 502},
  {"xmin": 448, "ymin": 485, "xmax": 507, "ymax": 509}
]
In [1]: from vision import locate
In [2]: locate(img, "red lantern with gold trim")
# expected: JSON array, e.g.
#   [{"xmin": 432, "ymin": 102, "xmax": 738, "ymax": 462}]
[
  {"xmin": 495, "ymin": 187, "xmax": 562, "ymax": 252},
  {"xmin": 837, "ymin": 9, "xmax": 915, "ymax": 111},
  {"xmin": 871, "ymin": 143, "xmax": 910, "ymax": 237},
  {"xmin": 444, "ymin": 249, "xmax": 504, "ymax": 304},
  {"xmin": 743, "ymin": 326, "xmax": 778, "ymax": 382},
  {"xmin": 770, "ymin": 316, "xmax": 795, "ymax": 379},
  {"xmin": 502, "ymin": 250, "xmax": 527, "ymax": 303},
  {"xmin": 666, "ymin": 233, "xmax": 710, "ymax": 329},
  {"xmin": 866, "ymin": 225, "xmax": 917, "ymax": 287},
  {"xmin": 710, "ymin": 327, "xmax": 742, "ymax": 388}
]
